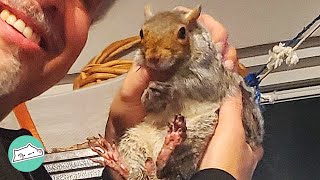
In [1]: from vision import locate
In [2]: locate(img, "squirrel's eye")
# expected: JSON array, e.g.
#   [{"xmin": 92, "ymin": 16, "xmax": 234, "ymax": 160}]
[
  {"xmin": 139, "ymin": 29, "xmax": 144, "ymax": 39},
  {"xmin": 177, "ymin": 27, "xmax": 186, "ymax": 39}
]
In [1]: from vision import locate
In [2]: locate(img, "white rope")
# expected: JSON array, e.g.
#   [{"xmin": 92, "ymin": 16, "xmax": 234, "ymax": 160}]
[
  {"xmin": 256, "ymin": 21, "xmax": 320, "ymax": 104},
  {"xmin": 261, "ymin": 91, "xmax": 278, "ymax": 104},
  {"xmin": 259, "ymin": 21, "xmax": 320, "ymax": 81}
]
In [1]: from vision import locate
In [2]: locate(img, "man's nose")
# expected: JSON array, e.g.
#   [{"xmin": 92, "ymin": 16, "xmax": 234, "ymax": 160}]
[
  {"xmin": 38, "ymin": 0, "xmax": 63, "ymax": 21},
  {"xmin": 38, "ymin": 0, "xmax": 63, "ymax": 9}
]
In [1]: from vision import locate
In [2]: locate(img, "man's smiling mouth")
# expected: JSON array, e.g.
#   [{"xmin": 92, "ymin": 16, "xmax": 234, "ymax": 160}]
[{"xmin": 0, "ymin": 9, "xmax": 40, "ymax": 45}]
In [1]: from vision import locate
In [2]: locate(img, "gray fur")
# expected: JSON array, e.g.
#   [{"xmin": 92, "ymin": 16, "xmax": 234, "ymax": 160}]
[{"xmin": 117, "ymin": 11, "xmax": 264, "ymax": 180}]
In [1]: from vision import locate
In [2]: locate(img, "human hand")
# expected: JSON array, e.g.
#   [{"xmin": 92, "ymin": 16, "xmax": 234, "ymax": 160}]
[{"xmin": 199, "ymin": 89, "xmax": 263, "ymax": 180}]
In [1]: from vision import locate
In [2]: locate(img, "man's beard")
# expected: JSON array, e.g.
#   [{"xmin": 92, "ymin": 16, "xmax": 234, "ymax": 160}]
[{"xmin": 0, "ymin": 43, "xmax": 21, "ymax": 96}]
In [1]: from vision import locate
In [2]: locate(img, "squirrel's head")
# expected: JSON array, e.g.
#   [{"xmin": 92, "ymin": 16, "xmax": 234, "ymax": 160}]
[{"xmin": 138, "ymin": 5, "xmax": 201, "ymax": 71}]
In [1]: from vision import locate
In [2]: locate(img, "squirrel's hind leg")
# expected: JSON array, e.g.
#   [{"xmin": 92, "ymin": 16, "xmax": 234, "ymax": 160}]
[
  {"xmin": 156, "ymin": 114, "xmax": 187, "ymax": 178},
  {"xmin": 90, "ymin": 136, "xmax": 129, "ymax": 179}
]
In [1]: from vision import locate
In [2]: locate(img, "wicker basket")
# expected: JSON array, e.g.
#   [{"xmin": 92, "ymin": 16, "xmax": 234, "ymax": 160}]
[{"xmin": 73, "ymin": 36, "xmax": 141, "ymax": 89}]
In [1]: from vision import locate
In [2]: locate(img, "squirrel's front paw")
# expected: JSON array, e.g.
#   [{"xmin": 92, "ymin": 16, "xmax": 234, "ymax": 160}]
[{"xmin": 142, "ymin": 81, "xmax": 174, "ymax": 113}]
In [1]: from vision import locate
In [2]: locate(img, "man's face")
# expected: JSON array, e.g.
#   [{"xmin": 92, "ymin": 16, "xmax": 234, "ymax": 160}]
[{"xmin": 0, "ymin": 0, "xmax": 105, "ymax": 102}]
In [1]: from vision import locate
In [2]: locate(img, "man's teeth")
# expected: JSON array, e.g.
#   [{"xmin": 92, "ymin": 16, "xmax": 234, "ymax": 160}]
[{"xmin": 0, "ymin": 9, "xmax": 40, "ymax": 44}]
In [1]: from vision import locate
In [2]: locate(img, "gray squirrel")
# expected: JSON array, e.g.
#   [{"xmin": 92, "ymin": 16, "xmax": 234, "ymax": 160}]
[{"xmin": 91, "ymin": 5, "xmax": 264, "ymax": 180}]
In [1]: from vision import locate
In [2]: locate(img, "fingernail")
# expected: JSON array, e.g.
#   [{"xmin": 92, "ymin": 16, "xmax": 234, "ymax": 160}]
[{"xmin": 223, "ymin": 59, "xmax": 234, "ymax": 70}]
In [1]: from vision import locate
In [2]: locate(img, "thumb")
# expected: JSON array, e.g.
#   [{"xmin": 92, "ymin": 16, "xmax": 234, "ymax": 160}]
[
  {"xmin": 119, "ymin": 64, "xmax": 152, "ymax": 103},
  {"xmin": 214, "ymin": 89, "xmax": 245, "ymax": 137}
]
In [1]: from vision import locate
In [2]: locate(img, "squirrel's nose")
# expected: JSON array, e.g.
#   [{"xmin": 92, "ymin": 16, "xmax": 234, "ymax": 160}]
[{"xmin": 148, "ymin": 57, "xmax": 160, "ymax": 64}]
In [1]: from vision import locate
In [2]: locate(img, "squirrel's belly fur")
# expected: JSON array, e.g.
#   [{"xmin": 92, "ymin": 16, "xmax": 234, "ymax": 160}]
[{"xmin": 118, "ymin": 100, "xmax": 219, "ymax": 179}]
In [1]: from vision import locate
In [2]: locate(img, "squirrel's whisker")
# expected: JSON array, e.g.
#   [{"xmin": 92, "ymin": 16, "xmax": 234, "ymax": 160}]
[{"xmin": 136, "ymin": 66, "xmax": 142, "ymax": 72}]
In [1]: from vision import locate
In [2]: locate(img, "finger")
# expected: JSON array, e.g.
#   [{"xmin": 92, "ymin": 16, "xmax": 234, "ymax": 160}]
[
  {"xmin": 198, "ymin": 14, "xmax": 228, "ymax": 43},
  {"xmin": 223, "ymin": 46, "xmax": 238, "ymax": 72},
  {"xmin": 215, "ymin": 89, "xmax": 245, "ymax": 136},
  {"xmin": 119, "ymin": 64, "xmax": 152, "ymax": 102},
  {"xmin": 223, "ymin": 60, "xmax": 235, "ymax": 71},
  {"xmin": 253, "ymin": 145, "xmax": 264, "ymax": 162},
  {"xmin": 238, "ymin": 63, "xmax": 249, "ymax": 77},
  {"xmin": 224, "ymin": 46, "xmax": 238, "ymax": 63},
  {"xmin": 198, "ymin": 15, "xmax": 243, "ymax": 74}
]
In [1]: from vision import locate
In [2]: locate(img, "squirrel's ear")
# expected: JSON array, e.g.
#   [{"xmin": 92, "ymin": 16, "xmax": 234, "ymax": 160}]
[
  {"xmin": 184, "ymin": 5, "xmax": 201, "ymax": 23},
  {"xmin": 144, "ymin": 5, "xmax": 154, "ymax": 20}
]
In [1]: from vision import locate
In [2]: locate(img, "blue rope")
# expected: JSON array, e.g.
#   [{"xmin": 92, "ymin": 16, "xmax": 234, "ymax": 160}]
[
  {"xmin": 244, "ymin": 73, "xmax": 259, "ymax": 87},
  {"xmin": 244, "ymin": 13, "xmax": 320, "ymax": 106},
  {"xmin": 244, "ymin": 73, "xmax": 263, "ymax": 109}
]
